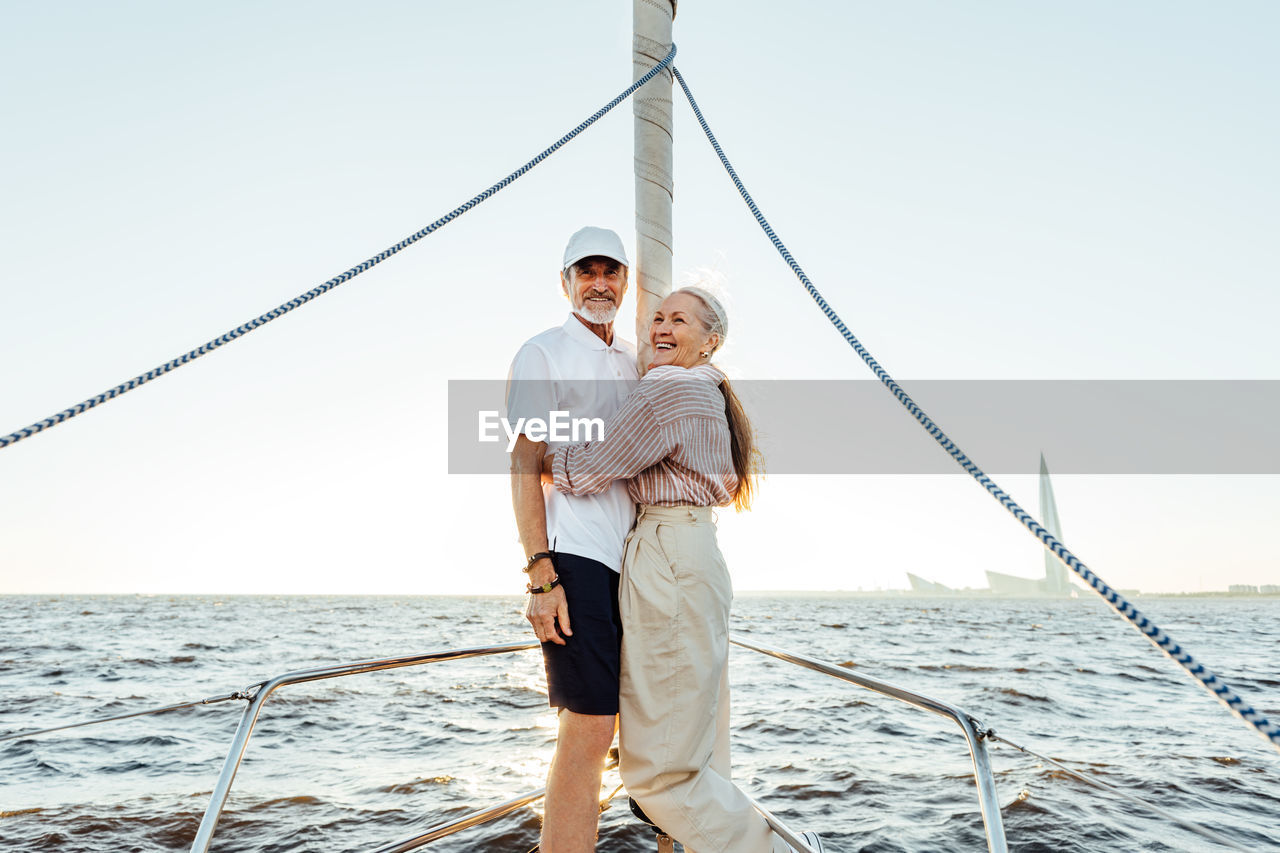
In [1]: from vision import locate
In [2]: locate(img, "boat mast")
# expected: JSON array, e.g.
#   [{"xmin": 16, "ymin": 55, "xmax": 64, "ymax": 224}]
[{"xmin": 633, "ymin": 0, "xmax": 676, "ymax": 373}]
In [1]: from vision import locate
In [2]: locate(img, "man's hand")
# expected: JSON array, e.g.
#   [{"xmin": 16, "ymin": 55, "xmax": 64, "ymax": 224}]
[
  {"xmin": 525, "ymin": 577, "xmax": 572, "ymax": 645},
  {"xmin": 511, "ymin": 434, "xmax": 571, "ymax": 642}
]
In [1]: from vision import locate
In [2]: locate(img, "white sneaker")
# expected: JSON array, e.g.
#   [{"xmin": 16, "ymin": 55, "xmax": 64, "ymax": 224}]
[{"xmin": 788, "ymin": 831, "xmax": 826, "ymax": 852}]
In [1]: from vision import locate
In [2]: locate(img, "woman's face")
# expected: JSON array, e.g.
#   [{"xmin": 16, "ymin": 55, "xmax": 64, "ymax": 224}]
[{"xmin": 649, "ymin": 292, "xmax": 718, "ymax": 369}]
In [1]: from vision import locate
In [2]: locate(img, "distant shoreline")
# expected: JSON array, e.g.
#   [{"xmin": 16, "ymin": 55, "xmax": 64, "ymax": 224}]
[
  {"xmin": 738, "ymin": 590, "xmax": 1280, "ymax": 600},
  {"xmin": 2, "ymin": 591, "xmax": 1278, "ymax": 600}
]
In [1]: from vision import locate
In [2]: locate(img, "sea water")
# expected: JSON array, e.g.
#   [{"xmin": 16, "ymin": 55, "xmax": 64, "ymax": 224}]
[{"xmin": 1, "ymin": 594, "xmax": 1277, "ymax": 851}]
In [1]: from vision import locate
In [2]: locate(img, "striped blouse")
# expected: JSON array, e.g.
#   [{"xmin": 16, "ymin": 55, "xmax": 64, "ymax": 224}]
[{"xmin": 552, "ymin": 363, "xmax": 737, "ymax": 507}]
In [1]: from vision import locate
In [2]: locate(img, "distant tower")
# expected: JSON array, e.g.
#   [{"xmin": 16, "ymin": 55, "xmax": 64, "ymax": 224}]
[{"xmin": 1040, "ymin": 453, "xmax": 1070, "ymax": 595}]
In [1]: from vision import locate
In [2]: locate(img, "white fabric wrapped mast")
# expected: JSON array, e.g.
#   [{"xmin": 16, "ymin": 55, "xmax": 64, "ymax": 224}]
[{"xmin": 633, "ymin": 0, "xmax": 676, "ymax": 373}]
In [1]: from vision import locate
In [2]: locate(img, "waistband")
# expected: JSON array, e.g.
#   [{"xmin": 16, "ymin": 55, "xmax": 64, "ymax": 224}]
[{"xmin": 636, "ymin": 504, "xmax": 714, "ymax": 523}]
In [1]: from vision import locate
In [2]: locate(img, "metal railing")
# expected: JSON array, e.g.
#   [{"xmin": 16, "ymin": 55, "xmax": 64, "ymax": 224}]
[
  {"xmin": 191, "ymin": 639, "xmax": 1006, "ymax": 852},
  {"xmin": 731, "ymin": 636, "xmax": 1007, "ymax": 853},
  {"xmin": 191, "ymin": 642, "xmax": 539, "ymax": 852},
  {"xmin": 371, "ymin": 757, "xmax": 619, "ymax": 853}
]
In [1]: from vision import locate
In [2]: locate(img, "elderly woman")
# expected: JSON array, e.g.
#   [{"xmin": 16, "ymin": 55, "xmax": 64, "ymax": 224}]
[{"xmin": 542, "ymin": 286, "xmax": 824, "ymax": 853}]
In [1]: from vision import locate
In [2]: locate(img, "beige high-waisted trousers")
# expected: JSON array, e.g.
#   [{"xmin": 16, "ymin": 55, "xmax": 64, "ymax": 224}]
[{"xmin": 619, "ymin": 505, "xmax": 787, "ymax": 853}]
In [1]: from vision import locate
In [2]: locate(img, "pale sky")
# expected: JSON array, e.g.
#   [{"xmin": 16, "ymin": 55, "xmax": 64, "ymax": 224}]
[{"xmin": 2, "ymin": 1, "xmax": 1277, "ymax": 595}]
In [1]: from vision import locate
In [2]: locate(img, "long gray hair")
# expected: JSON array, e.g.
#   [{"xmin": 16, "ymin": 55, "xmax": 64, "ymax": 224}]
[{"xmin": 673, "ymin": 286, "xmax": 759, "ymax": 511}]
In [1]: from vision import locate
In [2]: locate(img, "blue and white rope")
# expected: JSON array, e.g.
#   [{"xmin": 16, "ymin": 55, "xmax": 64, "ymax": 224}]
[
  {"xmin": 672, "ymin": 66, "xmax": 1280, "ymax": 755},
  {"xmin": 0, "ymin": 45, "xmax": 677, "ymax": 451}
]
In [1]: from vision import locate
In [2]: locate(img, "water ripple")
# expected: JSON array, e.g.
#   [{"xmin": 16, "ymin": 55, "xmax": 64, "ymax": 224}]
[{"xmin": 0, "ymin": 594, "xmax": 1275, "ymax": 851}]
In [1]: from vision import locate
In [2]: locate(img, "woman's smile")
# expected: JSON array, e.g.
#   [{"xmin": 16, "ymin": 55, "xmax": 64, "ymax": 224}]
[{"xmin": 649, "ymin": 291, "xmax": 717, "ymax": 369}]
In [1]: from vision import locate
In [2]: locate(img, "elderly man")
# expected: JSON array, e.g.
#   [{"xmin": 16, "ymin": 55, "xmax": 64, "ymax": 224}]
[{"xmin": 506, "ymin": 226, "xmax": 639, "ymax": 852}]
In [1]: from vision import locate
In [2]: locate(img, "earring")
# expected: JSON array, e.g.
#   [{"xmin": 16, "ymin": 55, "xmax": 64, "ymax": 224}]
[{"xmin": 700, "ymin": 352, "xmax": 709, "ymax": 358}]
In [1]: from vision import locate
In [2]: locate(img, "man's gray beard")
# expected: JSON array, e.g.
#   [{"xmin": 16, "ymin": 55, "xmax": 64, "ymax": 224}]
[{"xmin": 574, "ymin": 301, "xmax": 618, "ymax": 325}]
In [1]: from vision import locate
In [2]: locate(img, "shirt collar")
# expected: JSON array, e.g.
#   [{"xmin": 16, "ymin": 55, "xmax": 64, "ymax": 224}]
[
  {"xmin": 648, "ymin": 363, "xmax": 727, "ymax": 383},
  {"xmin": 687, "ymin": 363, "xmax": 727, "ymax": 384},
  {"xmin": 562, "ymin": 314, "xmax": 625, "ymax": 352}
]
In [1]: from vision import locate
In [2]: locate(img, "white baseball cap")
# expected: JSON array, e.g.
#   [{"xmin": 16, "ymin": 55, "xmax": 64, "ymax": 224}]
[{"xmin": 562, "ymin": 226, "xmax": 629, "ymax": 271}]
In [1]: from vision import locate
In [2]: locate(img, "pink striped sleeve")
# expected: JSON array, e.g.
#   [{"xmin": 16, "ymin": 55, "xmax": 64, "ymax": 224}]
[{"xmin": 553, "ymin": 393, "xmax": 673, "ymax": 496}]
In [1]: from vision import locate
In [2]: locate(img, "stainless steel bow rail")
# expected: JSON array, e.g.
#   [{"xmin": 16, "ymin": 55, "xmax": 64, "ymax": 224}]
[
  {"xmin": 4, "ymin": 638, "xmax": 1249, "ymax": 851},
  {"xmin": 182, "ymin": 641, "xmax": 817, "ymax": 853},
  {"xmin": 190, "ymin": 642, "xmax": 539, "ymax": 852},
  {"xmin": 730, "ymin": 637, "xmax": 1007, "ymax": 853},
  {"xmin": 181, "ymin": 639, "xmax": 997, "ymax": 852}
]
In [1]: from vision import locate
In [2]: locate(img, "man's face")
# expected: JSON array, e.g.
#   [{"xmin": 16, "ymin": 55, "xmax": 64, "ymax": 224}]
[{"xmin": 563, "ymin": 256, "xmax": 627, "ymax": 325}]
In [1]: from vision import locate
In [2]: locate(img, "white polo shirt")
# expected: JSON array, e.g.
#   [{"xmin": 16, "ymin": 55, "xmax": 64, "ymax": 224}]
[{"xmin": 506, "ymin": 315, "xmax": 640, "ymax": 572}]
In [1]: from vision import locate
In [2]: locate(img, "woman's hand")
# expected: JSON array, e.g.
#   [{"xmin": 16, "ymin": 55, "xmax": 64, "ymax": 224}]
[{"xmin": 540, "ymin": 450, "xmax": 556, "ymax": 485}]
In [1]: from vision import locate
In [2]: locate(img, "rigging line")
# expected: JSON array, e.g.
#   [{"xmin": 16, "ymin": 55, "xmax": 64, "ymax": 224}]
[
  {"xmin": 670, "ymin": 65, "xmax": 1280, "ymax": 756},
  {"xmin": 0, "ymin": 686, "xmax": 260, "ymax": 742},
  {"xmin": 0, "ymin": 45, "xmax": 678, "ymax": 452},
  {"xmin": 988, "ymin": 733, "xmax": 1251, "ymax": 851}
]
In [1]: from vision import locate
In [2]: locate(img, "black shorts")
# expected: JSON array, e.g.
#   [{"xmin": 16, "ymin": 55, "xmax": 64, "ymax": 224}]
[{"xmin": 541, "ymin": 552, "xmax": 622, "ymax": 716}]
